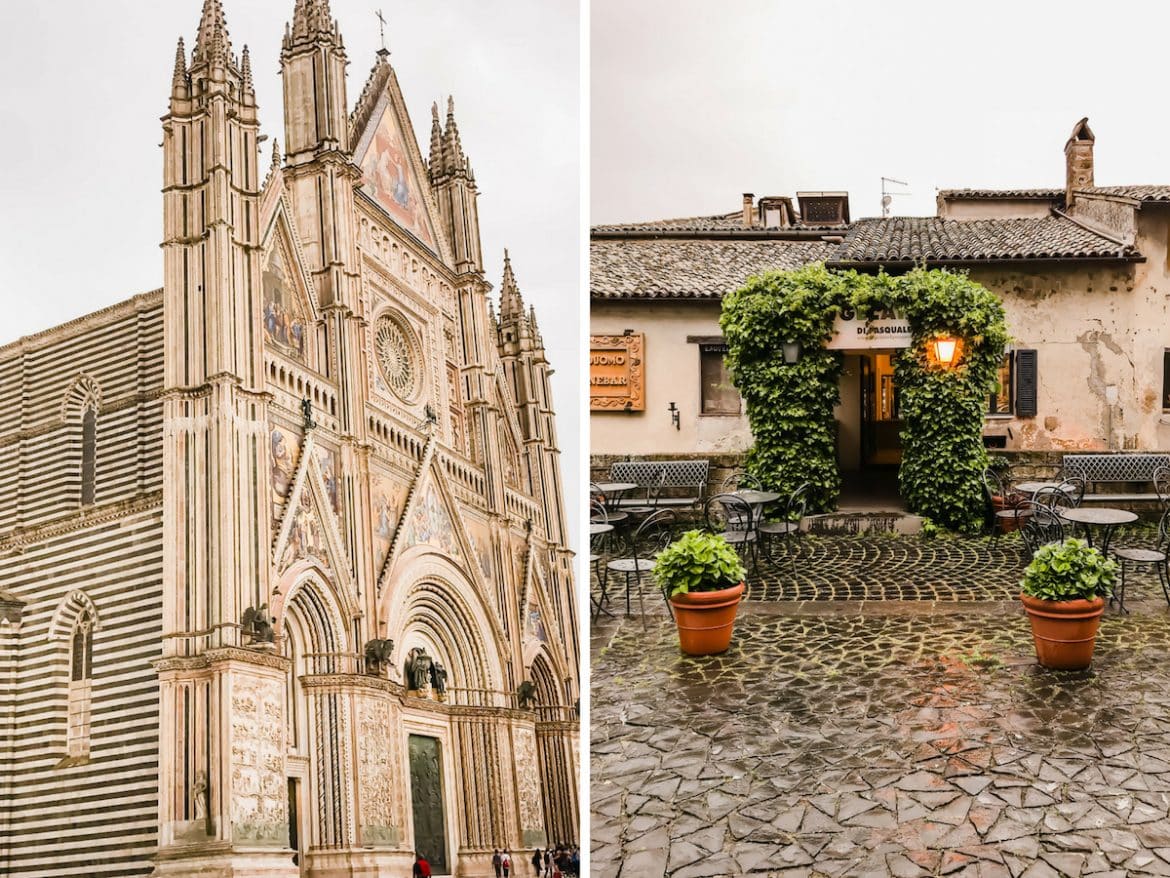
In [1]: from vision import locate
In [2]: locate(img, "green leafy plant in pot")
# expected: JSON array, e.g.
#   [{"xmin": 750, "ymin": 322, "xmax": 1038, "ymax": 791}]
[
  {"xmin": 654, "ymin": 529, "xmax": 747, "ymax": 656},
  {"xmin": 1020, "ymin": 538, "xmax": 1116, "ymax": 670}
]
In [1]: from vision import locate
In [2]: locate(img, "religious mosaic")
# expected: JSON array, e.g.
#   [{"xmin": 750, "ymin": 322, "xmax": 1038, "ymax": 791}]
[
  {"xmin": 467, "ymin": 522, "xmax": 494, "ymax": 587},
  {"xmin": 399, "ymin": 482, "xmax": 459, "ymax": 557},
  {"xmin": 316, "ymin": 446, "xmax": 341, "ymax": 516},
  {"xmin": 526, "ymin": 603, "xmax": 549, "ymax": 645},
  {"xmin": 371, "ymin": 472, "xmax": 403, "ymax": 572},
  {"xmin": 262, "ymin": 243, "xmax": 308, "ymax": 360},
  {"xmin": 359, "ymin": 103, "xmax": 436, "ymax": 248},
  {"xmin": 230, "ymin": 676, "xmax": 287, "ymax": 845},
  {"xmin": 280, "ymin": 490, "xmax": 327, "ymax": 571}
]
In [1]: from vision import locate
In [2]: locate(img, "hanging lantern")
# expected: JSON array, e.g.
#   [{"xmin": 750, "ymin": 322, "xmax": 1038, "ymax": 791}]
[
  {"xmin": 932, "ymin": 336, "xmax": 959, "ymax": 367},
  {"xmin": 781, "ymin": 339, "xmax": 802, "ymax": 364}
]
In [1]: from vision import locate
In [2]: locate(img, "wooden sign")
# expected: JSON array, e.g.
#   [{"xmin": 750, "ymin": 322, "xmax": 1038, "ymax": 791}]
[{"xmin": 590, "ymin": 334, "xmax": 644, "ymax": 411}]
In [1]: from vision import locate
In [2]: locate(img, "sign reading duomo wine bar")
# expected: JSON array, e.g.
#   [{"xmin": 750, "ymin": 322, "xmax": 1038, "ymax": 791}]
[{"xmin": 590, "ymin": 333, "xmax": 645, "ymax": 410}]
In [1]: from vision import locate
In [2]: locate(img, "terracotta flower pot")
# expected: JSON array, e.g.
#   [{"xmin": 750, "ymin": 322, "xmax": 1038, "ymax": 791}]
[
  {"xmin": 1020, "ymin": 593, "xmax": 1105, "ymax": 670},
  {"xmin": 669, "ymin": 582, "xmax": 745, "ymax": 656}
]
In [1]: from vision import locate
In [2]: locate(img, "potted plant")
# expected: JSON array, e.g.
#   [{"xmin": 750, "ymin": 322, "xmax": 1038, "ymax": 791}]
[
  {"xmin": 1020, "ymin": 538, "xmax": 1116, "ymax": 670},
  {"xmin": 653, "ymin": 529, "xmax": 747, "ymax": 656}
]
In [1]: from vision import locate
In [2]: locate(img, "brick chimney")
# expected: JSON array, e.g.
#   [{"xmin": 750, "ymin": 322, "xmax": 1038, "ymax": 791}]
[
  {"xmin": 1064, "ymin": 117, "xmax": 1095, "ymax": 208},
  {"xmin": 742, "ymin": 193, "xmax": 755, "ymax": 228}
]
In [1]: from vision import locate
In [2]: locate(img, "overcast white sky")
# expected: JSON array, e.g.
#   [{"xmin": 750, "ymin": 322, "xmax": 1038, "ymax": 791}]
[
  {"xmin": 592, "ymin": 0, "xmax": 1170, "ymax": 224},
  {"xmin": 0, "ymin": 0, "xmax": 581, "ymax": 540}
]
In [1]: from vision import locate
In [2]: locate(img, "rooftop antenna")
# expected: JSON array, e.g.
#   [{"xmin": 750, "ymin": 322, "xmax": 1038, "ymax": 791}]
[{"xmin": 881, "ymin": 176, "xmax": 910, "ymax": 217}]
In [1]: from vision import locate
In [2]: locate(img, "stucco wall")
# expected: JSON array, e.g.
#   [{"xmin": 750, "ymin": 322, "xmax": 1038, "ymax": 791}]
[
  {"xmin": 590, "ymin": 301, "xmax": 753, "ymax": 456},
  {"xmin": 970, "ymin": 208, "xmax": 1170, "ymax": 452}
]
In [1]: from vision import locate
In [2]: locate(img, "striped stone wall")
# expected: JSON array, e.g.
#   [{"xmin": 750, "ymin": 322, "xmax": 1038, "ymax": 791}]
[{"xmin": 0, "ymin": 294, "xmax": 165, "ymax": 877}]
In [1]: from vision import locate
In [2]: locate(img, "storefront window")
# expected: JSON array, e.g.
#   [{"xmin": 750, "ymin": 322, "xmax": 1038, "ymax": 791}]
[
  {"xmin": 988, "ymin": 352, "xmax": 1013, "ymax": 415},
  {"xmin": 700, "ymin": 344, "xmax": 741, "ymax": 415}
]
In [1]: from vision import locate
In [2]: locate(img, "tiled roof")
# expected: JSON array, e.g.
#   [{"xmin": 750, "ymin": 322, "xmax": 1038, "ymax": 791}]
[
  {"xmin": 829, "ymin": 216, "xmax": 1140, "ymax": 266},
  {"xmin": 1077, "ymin": 185, "xmax": 1170, "ymax": 202},
  {"xmin": 591, "ymin": 212, "xmax": 849, "ymax": 235},
  {"xmin": 592, "ymin": 212, "xmax": 745, "ymax": 233},
  {"xmin": 591, "ymin": 238, "xmax": 836, "ymax": 299},
  {"xmin": 938, "ymin": 188, "xmax": 1064, "ymax": 200}
]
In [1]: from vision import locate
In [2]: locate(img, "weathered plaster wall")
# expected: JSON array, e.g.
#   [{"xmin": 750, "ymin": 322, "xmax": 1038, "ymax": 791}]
[
  {"xmin": 590, "ymin": 301, "xmax": 754, "ymax": 455},
  {"xmin": 971, "ymin": 208, "xmax": 1170, "ymax": 452}
]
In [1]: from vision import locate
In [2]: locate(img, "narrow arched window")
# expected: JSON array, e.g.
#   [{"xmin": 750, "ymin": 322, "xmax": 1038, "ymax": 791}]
[
  {"xmin": 67, "ymin": 611, "xmax": 94, "ymax": 758},
  {"xmin": 81, "ymin": 407, "xmax": 96, "ymax": 506}
]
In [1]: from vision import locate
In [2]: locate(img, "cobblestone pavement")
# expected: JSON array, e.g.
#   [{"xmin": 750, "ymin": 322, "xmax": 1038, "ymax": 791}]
[
  {"xmin": 591, "ymin": 530, "xmax": 1170, "ymax": 610},
  {"xmin": 592, "ymin": 610, "xmax": 1170, "ymax": 877}
]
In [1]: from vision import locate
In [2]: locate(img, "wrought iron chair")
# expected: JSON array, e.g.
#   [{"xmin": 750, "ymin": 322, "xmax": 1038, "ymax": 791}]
[
  {"xmin": 1156, "ymin": 466, "xmax": 1170, "ymax": 512},
  {"xmin": 589, "ymin": 500, "xmax": 614, "ymax": 621},
  {"xmin": 624, "ymin": 468, "xmax": 668, "ymax": 520},
  {"xmin": 1110, "ymin": 506, "xmax": 1170, "ymax": 613},
  {"xmin": 590, "ymin": 481, "xmax": 628, "ymax": 526},
  {"xmin": 720, "ymin": 470, "xmax": 763, "ymax": 493},
  {"xmin": 704, "ymin": 493, "xmax": 758, "ymax": 573},
  {"xmin": 984, "ymin": 467, "xmax": 1028, "ymax": 549},
  {"xmin": 602, "ymin": 509, "xmax": 676, "ymax": 622},
  {"xmin": 1056, "ymin": 476, "xmax": 1086, "ymax": 508},
  {"xmin": 759, "ymin": 482, "xmax": 809, "ymax": 568},
  {"xmin": 1018, "ymin": 500, "xmax": 1065, "ymax": 560}
]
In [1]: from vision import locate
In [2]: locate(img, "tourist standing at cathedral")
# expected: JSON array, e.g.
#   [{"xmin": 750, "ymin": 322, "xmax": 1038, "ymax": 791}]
[
  {"xmin": 492, "ymin": 849, "xmax": 503, "ymax": 877},
  {"xmin": 502, "ymin": 849, "xmax": 512, "ymax": 877}
]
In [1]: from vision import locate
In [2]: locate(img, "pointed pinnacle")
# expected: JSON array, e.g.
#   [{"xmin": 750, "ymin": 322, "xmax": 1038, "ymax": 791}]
[
  {"xmin": 192, "ymin": 0, "xmax": 232, "ymax": 64},
  {"xmin": 271, "ymin": 138, "xmax": 281, "ymax": 171},
  {"xmin": 444, "ymin": 95, "xmax": 465, "ymax": 169},
  {"xmin": 500, "ymin": 249, "xmax": 524, "ymax": 318},
  {"xmin": 172, "ymin": 37, "xmax": 188, "ymax": 89},
  {"xmin": 429, "ymin": 102, "xmax": 444, "ymax": 174},
  {"xmin": 292, "ymin": 0, "xmax": 336, "ymax": 40},
  {"xmin": 240, "ymin": 45, "xmax": 253, "ymax": 90}
]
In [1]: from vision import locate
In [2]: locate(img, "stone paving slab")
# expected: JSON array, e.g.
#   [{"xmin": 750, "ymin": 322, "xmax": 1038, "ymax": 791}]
[{"xmin": 591, "ymin": 611, "xmax": 1170, "ymax": 877}]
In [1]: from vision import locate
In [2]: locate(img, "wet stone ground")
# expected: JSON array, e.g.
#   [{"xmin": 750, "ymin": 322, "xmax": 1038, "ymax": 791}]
[{"xmin": 591, "ymin": 607, "xmax": 1170, "ymax": 877}]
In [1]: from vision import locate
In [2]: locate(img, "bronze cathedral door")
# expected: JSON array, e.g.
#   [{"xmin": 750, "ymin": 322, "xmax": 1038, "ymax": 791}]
[{"xmin": 409, "ymin": 734, "xmax": 449, "ymax": 874}]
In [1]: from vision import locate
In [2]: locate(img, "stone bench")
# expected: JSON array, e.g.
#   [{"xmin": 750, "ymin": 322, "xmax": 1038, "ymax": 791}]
[{"xmin": 1062, "ymin": 453, "xmax": 1170, "ymax": 505}]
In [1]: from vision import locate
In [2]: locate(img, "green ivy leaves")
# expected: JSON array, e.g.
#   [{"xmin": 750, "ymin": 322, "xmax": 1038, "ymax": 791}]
[
  {"xmin": 653, "ymin": 529, "xmax": 747, "ymax": 596},
  {"xmin": 721, "ymin": 265, "xmax": 1008, "ymax": 532}
]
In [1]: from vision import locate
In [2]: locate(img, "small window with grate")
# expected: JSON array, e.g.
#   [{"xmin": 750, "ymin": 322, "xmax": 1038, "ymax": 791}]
[{"xmin": 699, "ymin": 344, "xmax": 742, "ymax": 416}]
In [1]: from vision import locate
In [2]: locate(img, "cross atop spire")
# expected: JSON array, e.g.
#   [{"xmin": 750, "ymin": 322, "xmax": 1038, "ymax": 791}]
[{"xmin": 191, "ymin": 0, "xmax": 233, "ymax": 66}]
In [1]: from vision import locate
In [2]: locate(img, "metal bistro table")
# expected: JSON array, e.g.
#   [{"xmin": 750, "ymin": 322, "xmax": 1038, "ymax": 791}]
[
  {"xmin": 1057, "ymin": 506, "xmax": 1137, "ymax": 554},
  {"xmin": 1014, "ymin": 480, "xmax": 1069, "ymax": 497},
  {"xmin": 734, "ymin": 489, "xmax": 781, "ymax": 525},
  {"xmin": 594, "ymin": 481, "xmax": 639, "ymax": 513}
]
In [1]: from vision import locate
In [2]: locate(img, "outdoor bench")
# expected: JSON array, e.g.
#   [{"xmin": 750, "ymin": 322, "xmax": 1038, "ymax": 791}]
[
  {"xmin": 1062, "ymin": 452, "xmax": 1170, "ymax": 505},
  {"xmin": 609, "ymin": 459, "xmax": 710, "ymax": 509}
]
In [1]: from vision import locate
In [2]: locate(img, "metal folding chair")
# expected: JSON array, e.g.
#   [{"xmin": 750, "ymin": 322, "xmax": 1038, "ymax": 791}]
[
  {"xmin": 602, "ymin": 509, "xmax": 676, "ymax": 626},
  {"xmin": 1111, "ymin": 506, "xmax": 1170, "ymax": 613},
  {"xmin": 760, "ymin": 482, "xmax": 809, "ymax": 569},
  {"xmin": 703, "ymin": 493, "xmax": 758, "ymax": 573}
]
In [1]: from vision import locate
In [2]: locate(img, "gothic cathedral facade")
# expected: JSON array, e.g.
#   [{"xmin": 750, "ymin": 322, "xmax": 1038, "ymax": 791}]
[{"xmin": 0, "ymin": 2, "xmax": 579, "ymax": 876}]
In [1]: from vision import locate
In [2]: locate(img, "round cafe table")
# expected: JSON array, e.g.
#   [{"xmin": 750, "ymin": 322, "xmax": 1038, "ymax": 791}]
[
  {"xmin": 1056, "ymin": 506, "xmax": 1137, "ymax": 554},
  {"xmin": 734, "ymin": 489, "xmax": 781, "ymax": 525},
  {"xmin": 594, "ymin": 481, "xmax": 638, "ymax": 511},
  {"xmin": 589, "ymin": 522, "xmax": 614, "ymax": 537},
  {"xmin": 1014, "ymin": 481, "xmax": 1068, "ymax": 496}
]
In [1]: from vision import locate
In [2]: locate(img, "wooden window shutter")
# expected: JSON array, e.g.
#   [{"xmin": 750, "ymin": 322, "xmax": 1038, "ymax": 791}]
[{"xmin": 1015, "ymin": 349, "xmax": 1038, "ymax": 417}]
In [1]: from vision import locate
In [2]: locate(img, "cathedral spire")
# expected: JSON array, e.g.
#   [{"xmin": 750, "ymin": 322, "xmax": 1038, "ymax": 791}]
[
  {"xmin": 429, "ymin": 102, "xmax": 444, "ymax": 177},
  {"xmin": 191, "ymin": 0, "xmax": 233, "ymax": 66},
  {"xmin": 240, "ymin": 45, "xmax": 254, "ymax": 93},
  {"xmin": 499, "ymin": 249, "xmax": 525, "ymax": 320},
  {"xmin": 171, "ymin": 37, "xmax": 188, "ymax": 98},
  {"xmin": 288, "ymin": 0, "xmax": 339, "ymax": 46},
  {"xmin": 444, "ymin": 96, "xmax": 466, "ymax": 171}
]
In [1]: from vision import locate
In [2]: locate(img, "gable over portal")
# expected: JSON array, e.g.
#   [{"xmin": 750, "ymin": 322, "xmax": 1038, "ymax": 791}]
[{"xmin": 354, "ymin": 89, "xmax": 439, "ymax": 252}]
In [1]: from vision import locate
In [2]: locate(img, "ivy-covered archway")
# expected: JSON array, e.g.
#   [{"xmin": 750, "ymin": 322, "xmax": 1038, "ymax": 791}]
[{"xmin": 721, "ymin": 264, "xmax": 1008, "ymax": 533}]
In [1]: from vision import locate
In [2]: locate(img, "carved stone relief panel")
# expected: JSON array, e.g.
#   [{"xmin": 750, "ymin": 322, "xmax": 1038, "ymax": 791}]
[
  {"xmin": 357, "ymin": 697, "xmax": 401, "ymax": 846},
  {"xmin": 513, "ymin": 724, "xmax": 544, "ymax": 839},
  {"xmin": 230, "ymin": 674, "xmax": 288, "ymax": 845}
]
